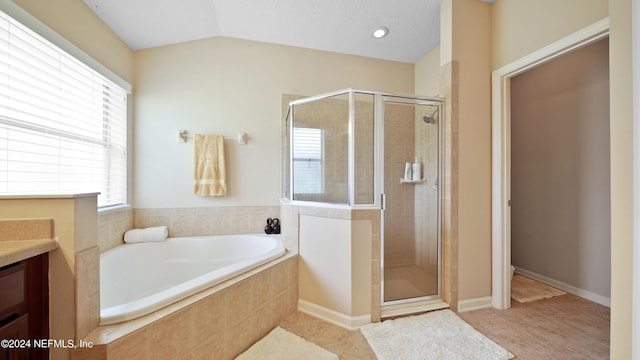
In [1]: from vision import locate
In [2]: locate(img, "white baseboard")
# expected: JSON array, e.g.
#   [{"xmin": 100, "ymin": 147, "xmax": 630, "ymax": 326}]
[
  {"xmin": 298, "ymin": 300, "xmax": 371, "ymax": 330},
  {"xmin": 515, "ymin": 267, "xmax": 611, "ymax": 308},
  {"xmin": 458, "ymin": 296, "xmax": 493, "ymax": 312}
]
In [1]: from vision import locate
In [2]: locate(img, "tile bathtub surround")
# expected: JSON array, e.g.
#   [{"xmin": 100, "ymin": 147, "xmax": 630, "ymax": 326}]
[
  {"xmin": 0, "ymin": 218, "xmax": 54, "ymax": 241},
  {"xmin": 75, "ymin": 246, "xmax": 101, "ymax": 339},
  {"xmin": 71, "ymin": 254, "xmax": 298, "ymax": 360},
  {"xmin": 97, "ymin": 206, "xmax": 283, "ymax": 254},
  {"xmin": 97, "ymin": 207, "xmax": 133, "ymax": 253},
  {"xmin": 133, "ymin": 205, "xmax": 281, "ymax": 238}
]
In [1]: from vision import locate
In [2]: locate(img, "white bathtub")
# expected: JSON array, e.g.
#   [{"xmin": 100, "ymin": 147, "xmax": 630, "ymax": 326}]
[{"xmin": 100, "ymin": 233, "xmax": 286, "ymax": 325}]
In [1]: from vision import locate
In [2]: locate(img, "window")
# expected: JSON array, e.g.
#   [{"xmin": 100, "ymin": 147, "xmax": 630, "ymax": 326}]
[
  {"xmin": 0, "ymin": 11, "xmax": 128, "ymax": 207},
  {"xmin": 293, "ymin": 127, "xmax": 323, "ymax": 194}
]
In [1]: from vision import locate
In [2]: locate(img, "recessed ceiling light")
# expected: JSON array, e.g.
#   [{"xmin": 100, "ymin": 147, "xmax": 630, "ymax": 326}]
[{"xmin": 372, "ymin": 26, "xmax": 389, "ymax": 39}]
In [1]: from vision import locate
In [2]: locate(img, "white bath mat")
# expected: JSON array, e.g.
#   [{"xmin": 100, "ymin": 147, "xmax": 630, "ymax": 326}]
[
  {"xmin": 360, "ymin": 309, "xmax": 514, "ymax": 360},
  {"xmin": 235, "ymin": 327, "xmax": 338, "ymax": 360}
]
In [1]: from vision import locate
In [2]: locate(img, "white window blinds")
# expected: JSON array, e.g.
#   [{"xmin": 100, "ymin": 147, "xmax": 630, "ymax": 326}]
[
  {"xmin": 0, "ymin": 11, "xmax": 128, "ymax": 207},
  {"xmin": 292, "ymin": 127, "xmax": 323, "ymax": 194}
]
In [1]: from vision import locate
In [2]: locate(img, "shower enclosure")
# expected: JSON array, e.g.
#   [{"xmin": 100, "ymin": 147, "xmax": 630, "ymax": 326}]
[{"xmin": 283, "ymin": 89, "xmax": 443, "ymax": 312}]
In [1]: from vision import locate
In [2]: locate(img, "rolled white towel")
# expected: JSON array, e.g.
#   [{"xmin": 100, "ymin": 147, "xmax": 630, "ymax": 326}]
[{"xmin": 124, "ymin": 226, "xmax": 168, "ymax": 244}]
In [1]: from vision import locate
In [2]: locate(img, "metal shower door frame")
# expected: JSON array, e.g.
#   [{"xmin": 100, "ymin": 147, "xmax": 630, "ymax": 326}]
[{"xmin": 378, "ymin": 93, "xmax": 444, "ymax": 308}]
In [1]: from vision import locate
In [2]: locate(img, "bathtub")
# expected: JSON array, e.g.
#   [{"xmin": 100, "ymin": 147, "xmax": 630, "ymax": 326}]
[{"xmin": 99, "ymin": 233, "xmax": 286, "ymax": 325}]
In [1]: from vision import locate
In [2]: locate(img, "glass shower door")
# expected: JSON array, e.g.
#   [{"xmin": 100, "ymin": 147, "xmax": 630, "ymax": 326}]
[{"xmin": 382, "ymin": 96, "xmax": 441, "ymax": 304}]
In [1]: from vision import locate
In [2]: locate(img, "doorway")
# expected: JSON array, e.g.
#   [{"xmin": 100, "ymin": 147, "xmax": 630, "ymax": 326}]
[
  {"xmin": 510, "ymin": 37, "xmax": 610, "ymax": 306},
  {"xmin": 491, "ymin": 19, "xmax": 610, "ymax": 309}
]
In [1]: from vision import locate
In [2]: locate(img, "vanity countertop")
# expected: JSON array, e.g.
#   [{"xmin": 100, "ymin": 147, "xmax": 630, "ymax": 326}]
[{"xmin": 0, "ymin": 239, "xmax": 58, "ymax": 267}]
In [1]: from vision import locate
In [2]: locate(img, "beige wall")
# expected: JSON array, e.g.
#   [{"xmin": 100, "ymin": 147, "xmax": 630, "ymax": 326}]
[
  {"xmin": 133, "ymin": 37, "xmax": 414, "ymax": 208},
  {"xmin": 491, "ymin": 0, "xmax": 608, "ymax": 70},
  {"xmin": 415, "ymin": 45, "xmax": 440, "ymax": 96},
  {"xmin": 442, "ymin": 0, "xmax": 492, "ymax": 301},
  {"xmin": 510, "ymin": 39, "xmax": 610, "ymax": 299},
  {"xmin": 11, "ymin": 0, "xmax": 134, "ymax": 83}
]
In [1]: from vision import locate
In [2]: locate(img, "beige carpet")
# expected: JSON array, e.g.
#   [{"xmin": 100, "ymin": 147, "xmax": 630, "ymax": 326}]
[
  {"xmin": 511, "ymin": 274, "xmax": 567, "ymax": 303},
  {"xmin": 235, "ymin": 327, "xmax": 338, "ymax": 360},
  {"xmin": 361, "ymin": 309, "xmax": 514, "ymax": 360}
]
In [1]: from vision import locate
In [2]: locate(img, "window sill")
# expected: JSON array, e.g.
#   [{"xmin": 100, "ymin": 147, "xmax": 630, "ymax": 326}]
[{"xmin": 98, "ymin": 204, "xmax": 132, "ymax": 214}]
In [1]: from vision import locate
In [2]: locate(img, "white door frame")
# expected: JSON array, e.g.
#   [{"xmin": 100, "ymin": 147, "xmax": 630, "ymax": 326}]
[{"xmin": 491, "ymin": 18, "xmax": 610, "ymax": 310}]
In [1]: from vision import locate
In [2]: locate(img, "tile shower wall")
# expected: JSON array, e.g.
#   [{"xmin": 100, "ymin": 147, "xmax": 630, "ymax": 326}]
[
  {"xmin": 415, "ymin": 105, "xmax": 440, "ymax": 267},
  {"xmin": 287, "ymin": 95, "xmax": 349, "ymax": 204},
  {"xmin": 384, "ymin": 104, "xmax": 417, "ymax": 267},
  {"xmin": 283, "ymin": 94, "xmax": 375, "ymax": 205}
]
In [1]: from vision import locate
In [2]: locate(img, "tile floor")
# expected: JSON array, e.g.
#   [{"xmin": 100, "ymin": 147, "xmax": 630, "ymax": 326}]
[
  {"xmin": 460, "ymin": 293, "xmax": 610, "ymax": 360},
  {"xmin": 279, "ymin": 311, "xmax": 376, "ymax": 359},
  {"xmin": 279, "ymin": 292, "xmax": 610, "ymax": 359}
]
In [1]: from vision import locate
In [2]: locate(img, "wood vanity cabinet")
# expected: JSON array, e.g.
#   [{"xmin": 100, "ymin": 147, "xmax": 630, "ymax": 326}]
[{"xmin": 0, "ymin": 254, "xmax": 49, "ymax": 360}]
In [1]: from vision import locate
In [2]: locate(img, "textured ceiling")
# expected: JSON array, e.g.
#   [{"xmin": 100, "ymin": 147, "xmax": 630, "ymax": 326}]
[{"xmin": 82, "ymin": 0, "xmax": 441, "ymax": 64}]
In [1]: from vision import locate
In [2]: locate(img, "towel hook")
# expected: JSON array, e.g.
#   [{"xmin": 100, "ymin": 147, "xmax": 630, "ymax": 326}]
[{"xmin": 178, "ymin": 130, "xmax": 188, "ymax": 143}]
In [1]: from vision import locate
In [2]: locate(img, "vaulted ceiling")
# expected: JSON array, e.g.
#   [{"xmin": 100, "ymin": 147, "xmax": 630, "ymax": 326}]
[{"xmin": 83, "ymin": 0, "xmax": 441, "ymax": 64}]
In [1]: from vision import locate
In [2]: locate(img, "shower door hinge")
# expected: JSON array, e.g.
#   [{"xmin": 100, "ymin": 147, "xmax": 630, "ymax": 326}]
[
  {"xmin": 508, "ymin": 200, "xmax": 511, "ymax": 207},
  {"xmin": 381, "ymin": 193, "xmax": 386, "ymax": 210}
]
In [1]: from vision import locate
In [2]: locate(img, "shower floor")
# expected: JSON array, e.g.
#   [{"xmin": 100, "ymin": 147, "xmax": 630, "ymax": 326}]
[{"xmin": 384, "ymin": 264, "xmax": 438, "ymax": 302}]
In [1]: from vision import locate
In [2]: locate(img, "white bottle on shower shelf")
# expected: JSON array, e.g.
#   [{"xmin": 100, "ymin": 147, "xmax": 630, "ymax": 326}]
[
  {"xmin": 404, "ymin": 162, "xmax": 412, "ymax": 180},
  {"xmin": 412, "ymin": 157, "xmax": 422, "ymax": 181}
]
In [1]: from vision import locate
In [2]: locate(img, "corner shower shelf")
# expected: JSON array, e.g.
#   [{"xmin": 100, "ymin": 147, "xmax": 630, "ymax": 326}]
[{"xmin": 400, "ymin": 178, "xmax": 426, "ymax": 184}]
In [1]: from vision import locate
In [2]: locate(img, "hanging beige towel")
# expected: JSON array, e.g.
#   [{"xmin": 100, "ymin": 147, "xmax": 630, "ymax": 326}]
[{"xmin": 194, "ymin": 134, "xmax": 227, "ymax": 196}]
